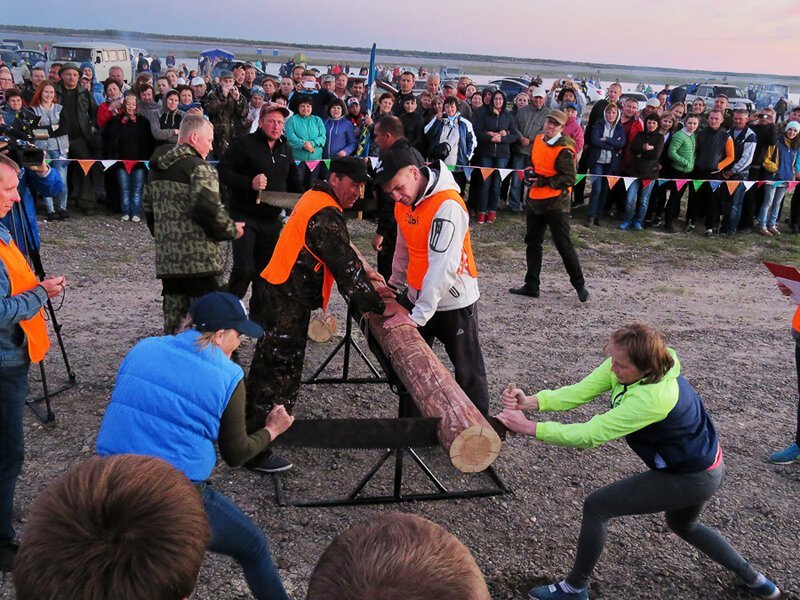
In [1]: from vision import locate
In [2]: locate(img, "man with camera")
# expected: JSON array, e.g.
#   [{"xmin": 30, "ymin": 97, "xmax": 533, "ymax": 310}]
[
  {"xmin": 0, "ymin": 153, "xmax": 66, "ymax": 572},
  {"xmin": 288, "ymin": 70, "xmax": 336, "ymax": 118},
  {"xmin": 204, "ymin": 69, "xmax": 248, "ymax": 160}
]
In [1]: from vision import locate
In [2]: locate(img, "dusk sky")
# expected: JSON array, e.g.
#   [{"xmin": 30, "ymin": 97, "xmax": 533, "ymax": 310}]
[{"xmin": 7, "ymin": 1, "xmax": 800, "ymax": 76}]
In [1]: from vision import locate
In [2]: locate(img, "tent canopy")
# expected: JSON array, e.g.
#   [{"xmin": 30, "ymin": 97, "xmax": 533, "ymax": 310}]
[{"xmin": 199, "ymin": 48, "xmax": 235, "ymax": 62}]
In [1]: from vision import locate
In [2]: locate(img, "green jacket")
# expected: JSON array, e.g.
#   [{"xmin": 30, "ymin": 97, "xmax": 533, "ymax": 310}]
[
  {"xmin": 667, "ymin": 129, "xmax": 695, "ymax": 174},
  {"xmin": 535, "ymin": 349, "xmax": 681, "ymax": 449},
  {"xmin": 285, "ymin": 113, "xmax": 326, "ymax": 161},
  {"xmin": 143, "ymin": 144, "xmax": 237, "ymax": 279}
]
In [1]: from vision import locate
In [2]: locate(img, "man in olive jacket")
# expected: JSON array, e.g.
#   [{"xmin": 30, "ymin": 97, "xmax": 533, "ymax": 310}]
[{"xmin": 143, "ymin": 115, "xmax": 244, "ymax": 333}]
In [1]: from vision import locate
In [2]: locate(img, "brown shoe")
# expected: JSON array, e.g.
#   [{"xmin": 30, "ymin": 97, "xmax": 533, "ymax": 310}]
[
  {"xmin": 768, "ymin": 226, "xmax": 781, "ymax": 237},
  {"xmin": 757, "ymin": 228, "xmax": 773, "ymax": 237}
]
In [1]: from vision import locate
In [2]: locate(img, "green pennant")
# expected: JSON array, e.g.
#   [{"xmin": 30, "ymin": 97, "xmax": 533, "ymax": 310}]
[
  {"xmin": 575, "ymin": 174, "xmax": 586, "ymax": 184},
  {"xmin": 323, "ymin": 159, "xmax": 331, "ymax": 168},
  {"xmin": 447, "ymin": 164, "xmax": 456, "ymax": 172},
  {"xmin": 692, "ymin": 180, "xmax": 704, "ymax": 191}
]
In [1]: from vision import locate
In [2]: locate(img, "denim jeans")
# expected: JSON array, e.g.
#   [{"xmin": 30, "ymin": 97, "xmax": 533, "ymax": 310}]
[
  {"xmin": 588, "ymin": 163, "xmax": 612, "ymax": 219},
  {"xmin": 507, "ymin": 153, "xmax": 531, "ymax": 211},
  {"xmin": 623, "ymin": 180, "xmax": 655, "ymax": 224},
  {"xmin": 722, "ymin": 179, "xmax": 747, "ymax": 234},
  {"xmin": 202, "ymin": 484, "xmax": 289, "ymax": 600},
  {"xmin": 116, "ymin": 166, "xmax": 147, "ymax": 218},
  {"xmin": 475, "ymin": 155, "xmax": 509, "ymax": 214},
  {"xmin": 759, "ymin": 183, "xmax": 787, "ymax": 229},
  {"xmin": 0, "ymin": 363, "xmax": 29, "ymax": 545},
  {"xmin": 43, "ymin": 150, "xmax": 69, "ymax": 213}
]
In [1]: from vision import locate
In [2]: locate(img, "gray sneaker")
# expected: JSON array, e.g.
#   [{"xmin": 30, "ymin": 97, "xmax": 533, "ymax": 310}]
[{"xmin": 245, "ymin": 452, "xmax": 293, "ymax": 473}]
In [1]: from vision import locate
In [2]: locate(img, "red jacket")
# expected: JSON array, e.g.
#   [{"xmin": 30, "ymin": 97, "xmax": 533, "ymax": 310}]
[{"xmin": 621, "ymin": 116, "xmax": 643, "ymax": 174}]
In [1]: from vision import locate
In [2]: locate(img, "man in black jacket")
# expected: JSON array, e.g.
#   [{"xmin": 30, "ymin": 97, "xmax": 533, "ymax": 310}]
[
  {"xmin": 288, "ymin": 71, "xmax": 336, "ymax": 118},
  {"xmin": 219, "ymin": 103, "xmax": 303, "ymax": 318}
]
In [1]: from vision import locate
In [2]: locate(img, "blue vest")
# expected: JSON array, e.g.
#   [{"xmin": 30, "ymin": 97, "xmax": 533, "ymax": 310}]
[
  {"xmin": 96, "ymin": 330, "xmax": 243, "ymax": 482},
  {"xmin": 626, "ymin": 376, "xmax": 719, "ymax": 473}
]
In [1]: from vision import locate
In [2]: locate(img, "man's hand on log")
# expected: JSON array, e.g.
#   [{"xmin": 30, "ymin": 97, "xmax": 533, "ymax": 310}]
[
  {"xmin": 495, "ymin": 409, "xmax": 537, "ymax": 436},
  {"xmin": 501, "ymin": 385, "xmax": 539, "ymax": 411},
  {"xmin": 265, "ymin": 405, "xmax": 295, "ymax": 440},
  {"xmin": 382, "ymin": 312, "xmax": 418, "ymax": 329}
]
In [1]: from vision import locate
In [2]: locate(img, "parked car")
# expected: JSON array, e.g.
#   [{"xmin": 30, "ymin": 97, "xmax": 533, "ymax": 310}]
[
  {"xmin": 49, "ymin": 42, "xmax": 132, "ymax": 83},
  {"xmin": 488, "ymin": 78, "xmax": 529, "ymax": 99},
  {"xmin": 17, "ymin": 49, "xmax": 46, "ymax": 66},
  {"xmin": 439, "ymin": 66, "xmax": 464, "ymax": 80},
  {"xmin": 580, "ymin": 79, "xmax": 604, "ymax": 104},
  {"xmin": 747, "ymin": 83, "xmax": 790, "ymax": 110},
  {"xmin": 1, "ymin": 39, "xmax": 24, "ymax": 50},
  {"xmin": 0, "ymin": 49, "xmax": 21, "ymax": 66},
  {"xmin": 620, "ymin": 91, "xmax": 648, "ymax": 112},
  {"xmin": 686, "ymin": 83, "xmax": 754, "ymax": 112}
]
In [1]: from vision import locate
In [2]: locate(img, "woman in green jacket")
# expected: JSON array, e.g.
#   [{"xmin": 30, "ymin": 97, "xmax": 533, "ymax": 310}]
[
  {"xmin": 662, "ymin": 114, "xmax": 699, "ymax": 231},
  {"xmin": 285, "ymin": 96, "xmax": 326, "ymax": 162},
  {"xmin": 496, "ymin": 323, "xmax": 780, "ymax": 600}
]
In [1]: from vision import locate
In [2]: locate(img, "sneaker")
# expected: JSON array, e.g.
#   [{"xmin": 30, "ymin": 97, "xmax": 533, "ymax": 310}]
[
  {"xmin": 705, "ymin": 228, "xmax": 714, "ymax": 238},
  {"xmin": 577, "ymin": 287, "xmax": 590, "ymax": 303},
  {"xmin": 121, "ymin": 215, "xmax": 130, "ymax": 222},
  {"xmin": 131, "ymin": 215, "xmax": 141, "ymax": 223},
  {"xmin": 619, "ymin": 221, "xmax": 631, "ymax": 231},
  {"xmin": 769, "ymin": 442, "xmax": 800, "ymax": 465},
  {"xmin": 509, "ymin": 285, "xmax": 540, "ymax": 298},
  {"xmin": 0, "ymin": 540, "xmax": 19, "ymax": 572},
  {"xmin": 529, "ymin": 582, "xmax": 588, "ymax": 600},
  {"xmin": 486, "ymin": 211, "xmax": 496, "ymax": 223},
  {"xmin": 632, "ymin": 221, "xmax": 643, "ymax": 231},
  {"xmin": 738, "ymin": 575, "xmax": 781, "ymax": 599},
  {"xmin": 652, "ymin": 217, "xmax": 663, "ymax": 227},
  {"xmin": 768, "ymin": 226, "xmax": 781, "ymax": 237},
  {"xmin": 476, "ymin": 212, "xmax": 485, "ymax": 224},
  {"xmin": 245, "ymin": 452, "xmax": 293, "ymax": 473},
  {"xmin": 758, "ymin": 228, "xmax": 773, "ymax": 237}
]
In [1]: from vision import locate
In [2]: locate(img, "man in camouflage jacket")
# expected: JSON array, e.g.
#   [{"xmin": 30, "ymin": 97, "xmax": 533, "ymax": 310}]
[
  {"xmin": 204, "ymin": 70, "xmax": 249, "ymax": 160},
  {"xmin": 143, "ymin": 115, "xmax": 244, "ymax": 333}
]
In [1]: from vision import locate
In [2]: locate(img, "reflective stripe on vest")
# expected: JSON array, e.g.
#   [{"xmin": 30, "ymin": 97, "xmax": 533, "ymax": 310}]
[
  {"xmin": 0, "ymin": 237, "xmax": 50, "ymax": 363},
  {"xmin": 260, "ymin": 190, "xmax": 340, "ymax": 310},
  {"xmin": 793, "ymin": 305, "xmax": 800, "ymax": 333},
  {"xmin": 528, "ymin": 134, "xmax": 574, "ymax": 201},
  {"xmin": 395, "ymin": 189, "xmax": 477, "ymax": 291}
]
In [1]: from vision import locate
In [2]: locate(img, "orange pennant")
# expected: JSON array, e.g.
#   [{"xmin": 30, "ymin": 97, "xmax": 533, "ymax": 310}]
[
  {"xmin": 606, "ymin": 176, "xmax": 620, "ymax": 190},
  {"xmin": 78, "ymin": 159, "xmax": 95, "ymax": 176},
  {"xmin": 725, "ymin": 181, "xmax": 740, "ymax": 195},
  {"xmin": 480, "ymin": 167, "xmax": 494, "ymax": 181}
]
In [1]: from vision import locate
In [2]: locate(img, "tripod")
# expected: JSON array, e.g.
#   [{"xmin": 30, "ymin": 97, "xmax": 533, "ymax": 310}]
[{"xmin": 8, "ymin": 200, "xmax": 76, "ymax": 423}]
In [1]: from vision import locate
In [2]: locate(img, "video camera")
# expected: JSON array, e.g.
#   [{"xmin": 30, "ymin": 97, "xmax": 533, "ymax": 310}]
[{"xmin": 0, "ymin": 111, "xmax": 46, "ymax": 167}]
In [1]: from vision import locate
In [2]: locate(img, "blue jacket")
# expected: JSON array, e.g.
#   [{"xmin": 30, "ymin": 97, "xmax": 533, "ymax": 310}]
[
  {"xmin": 0, "ymin": 165, "xmax": 63, "ymax": 255},
  {"xmin": 323, "ymin": 117, "xmax": 357, "ymax": 158},
  {"xmin": 425, "ymin": 115, "xmax": 476, "ymax": 166},
  {"xmin": 96, "ymin": 329, "xmax": 243, "ymax": 482},
  {"xmin": 585, "ymin": 119, "xmax": 626, "ymax": 173},
  {"xmin": 769, "ymin": 136, "xmax": 799, "ymax": 181}
]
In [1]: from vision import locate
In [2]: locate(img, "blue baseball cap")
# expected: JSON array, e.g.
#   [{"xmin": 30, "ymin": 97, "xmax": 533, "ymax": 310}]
[{"xmin": 188, "ymin": 292, "xmax": 263, "ymax": 338}]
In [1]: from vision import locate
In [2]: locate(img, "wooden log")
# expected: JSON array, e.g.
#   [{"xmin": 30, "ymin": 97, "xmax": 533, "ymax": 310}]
[
  {"xmin": 308, "ymin": 312, "xmax": 337, "ymax": 343},
  {"xmin": 355, "ymin": 250, "xmax": 501, "ymax": 473}
]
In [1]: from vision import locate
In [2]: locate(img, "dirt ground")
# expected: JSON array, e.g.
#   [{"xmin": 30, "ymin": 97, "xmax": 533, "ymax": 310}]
[{"xmin": 1, "ymin": 209, "xmax": 799, "ymax": 600}]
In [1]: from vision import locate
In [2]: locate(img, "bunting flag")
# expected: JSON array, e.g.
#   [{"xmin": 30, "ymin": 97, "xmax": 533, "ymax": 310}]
[
  {"xmin": 575, "ymin": 174, "xmax": 586, "ymax": 184},
  {"xmin": 516, "ymin": 170, "xmax": 526, "ymax": 181},
  {"xmin": 305, "ymin": 160, "xmax": 320, "ymax": 172},
  {"xmin": 771, "ymin": 180, "xmax": 786, "ymax": 188},
  {"xmin": 322, "ymin": 159, "xmax": 331, "ymax": 168},
  {"xmin": 708, "ymin": 181, "xmax": 722, "ymax": 192},
  {"xmin": 606, "ymin": 176, "xmax": 620, "ymax": 190},
  {"xmin": 101, "ymin": 160, "xmax": 117, "ymax": 171},
  {"xmin": 657, "ymin": 179, "xmax": 669, "ymax": 187},
  {"xmin": 497, "ymin": 169, "xmax": 513, "ymax": 182},
  {"xmin": 725, "ymin": 181, "xmax": 740, "ymax": 194},
  {"xmin": 788, "ymin": 181, "xmax": 799, "ymax": 192},
  {"xmin": 122, "ymin": 160, "xmax": 138, "ymax": 174},
  {"xmin": 369, "ymin": 156, "xmax": 379, "ymax": 168},
  {"xmin": 446, "ymin": 164, "xmax": 455, "ymax": 172},
  {"xmin": 143, "ymin": 161, "xmax": 150, "ymax": 170},
  {"xmin": 675, "ymin": 179, "xmax": 689, "ymax": 191},
  {"xmin": 641, "ymin": 179, "xmax": 653, "ymax": 189},
  {"xmin": 479, "ymin": 167, "xmax": 495, "ymax": 181},
  {"xmin": 692, "ymin": 180, "xmax": 704, "ymax": 191},
  {"xmin": 622, "ymin": 176, "xmax": 637, "ymax": 190},
  {"xmin": 742, "ymin": 181, "xmax": 756, "ymax": 191},
  {"xmin": 462, "ymin": 166, "xmax": 474, "ymax": 178},
  {"xmin": 78, "ymin": 160, "xmax": 95, "ymax": 176},
  {"xmin": 757, "ymin": 181, "xmax": 766, "ymax": 188}
]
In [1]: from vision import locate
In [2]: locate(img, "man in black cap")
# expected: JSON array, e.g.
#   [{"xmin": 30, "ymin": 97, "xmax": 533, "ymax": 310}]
[
  {"xmin": 245, "ymin": 157, "xmax": 388, "ymax": 473},
  {"xmin": 374, "ymin": 147, "xmax": 490, "ymax": 417}
]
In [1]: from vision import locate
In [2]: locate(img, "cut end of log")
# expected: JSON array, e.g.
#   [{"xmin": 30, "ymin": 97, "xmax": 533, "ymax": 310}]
[
  {"xmin": 449, "ymin": 425, "xmax": 501, "ymax": 473},
  {"xmin": 308, "ymin": 313, "xmax": 337, "ymax": 343}
]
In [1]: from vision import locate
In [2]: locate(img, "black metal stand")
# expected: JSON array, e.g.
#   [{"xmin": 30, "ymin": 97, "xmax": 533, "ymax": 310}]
[{"xmin": 303, "ymin": 303, "xmax": 387, "ymax": 385}]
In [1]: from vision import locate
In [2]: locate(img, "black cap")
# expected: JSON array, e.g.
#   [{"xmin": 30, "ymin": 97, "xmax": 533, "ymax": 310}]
[
  {"xmin": 373, "ymin": 147, "xmax": 423, "ymax": 185},
  {"xmin": 188, "ymin": 292, "xmax": 264, "ymax": 338},
  {"xmin": 329, "ymin": 156, "xmax": 372, "ymax": 183}
]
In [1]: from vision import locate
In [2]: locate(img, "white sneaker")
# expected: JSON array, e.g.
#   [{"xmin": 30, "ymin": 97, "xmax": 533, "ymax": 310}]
[
  {"xmin": 131, "ymin": 216, "xmax": 141, "ymax": 223},
  {"xmin": 121, "ymin": 215, "xmax": 130, "ymax": 222}
]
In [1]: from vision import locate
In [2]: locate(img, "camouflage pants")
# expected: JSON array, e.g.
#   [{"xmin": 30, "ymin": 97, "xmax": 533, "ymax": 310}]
[
  {"xmin": 245, "ymin": 284, "xmax": 311, "ymax": 432},
  {"xmin": 163, "ymin": 294, "xmax": 199, "ymax": 335}
]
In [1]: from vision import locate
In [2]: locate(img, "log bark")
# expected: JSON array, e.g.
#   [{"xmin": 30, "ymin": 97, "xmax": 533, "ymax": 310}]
[{"xmin": 355, "ymin": 251, "xmax": 501, "ymax": 473}]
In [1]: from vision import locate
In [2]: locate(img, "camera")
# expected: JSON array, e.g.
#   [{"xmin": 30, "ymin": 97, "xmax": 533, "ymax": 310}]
[
  {"xmin": 429, "ymin": 141, "xmax": 451, "ymax": 162},
  {"xmin": 0, "ymin": 112, "xmax": 46, "ymax": 167}
]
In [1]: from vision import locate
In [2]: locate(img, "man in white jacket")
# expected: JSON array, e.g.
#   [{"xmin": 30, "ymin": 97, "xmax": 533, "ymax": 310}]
[{"xmin": 375, "ymin": 148, "xmax": 489, "ymax": 415}]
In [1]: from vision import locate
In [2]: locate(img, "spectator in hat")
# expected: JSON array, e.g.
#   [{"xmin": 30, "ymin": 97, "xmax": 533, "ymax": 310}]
[
  {"xmin": 320, "ymin": 74, "xmax": 335, "ymax": 93},
  {"xmin": 442, "ymin": 80, "xmax": 470, "ymax": 119},
  {"xmin": 96, "ymin": 291, "xmax": 294, "ymax": 599},
  {"xmin": 288, "ymin": 70, "xmax": 336, "ymax": 118},
  {"xmin": 345, "ymin": 96, "xmax": 368, "ymax": 138},
  {"xmin": 323, "ymin": 98, "xmax": 357, "ymax": 158},
  {"xmin": 246, "ymin": 86, "xmax": 267, "ymax": 132},
  {"xmin": 508, "ymin": 87, "xmax": 549, "ymax": 212},
  {"xmin": 644, "ymin": 97, "xmax": 662, "ymax": 119},
  {"xmin": 563, "ymin": 102, "xmax": 585, "ymax": 155},
  {"xmin": 205, "ymin": 69, "xmax": 248, "ymax": 159}
]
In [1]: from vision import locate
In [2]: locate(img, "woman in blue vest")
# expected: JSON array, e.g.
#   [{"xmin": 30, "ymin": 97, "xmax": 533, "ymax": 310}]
[
  {"xmin": 496, "ymin": 322, "xmax": 780, "ymax": 600},
  {"xmin": 97, "ymin": 292, "xmax": 294, "ymax": 600}
]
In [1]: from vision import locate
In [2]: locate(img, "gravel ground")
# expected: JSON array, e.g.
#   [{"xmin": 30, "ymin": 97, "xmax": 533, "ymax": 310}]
[{"xmin": 1, "ymin": 210, "xmax": 799, "ymax": 600}]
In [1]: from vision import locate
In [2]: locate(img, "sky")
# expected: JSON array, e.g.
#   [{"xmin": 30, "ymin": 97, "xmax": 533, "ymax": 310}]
[{"xmin": 6, "ymin": 0, "xmax": 800, "ymax": 76}]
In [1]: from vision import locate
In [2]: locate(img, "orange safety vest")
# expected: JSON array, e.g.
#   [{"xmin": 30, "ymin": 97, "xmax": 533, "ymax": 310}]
[
  {"xmin": 260, "ymin": 190, "xmax": 341, "ymax": 311},
  {"xmin": 395, "ymin": 189, "xmax": 477, "ymax": 291},
  {"xmin": 793, "ymin": 305, "xmax": 800, "ymax": 334},
  {"xmin": 0, "ymin": 237, "xmax": 50, "ymax": 363},
  {"xmin": 528, "ymin": 134, "xmax": 574, "ymax": 201}
]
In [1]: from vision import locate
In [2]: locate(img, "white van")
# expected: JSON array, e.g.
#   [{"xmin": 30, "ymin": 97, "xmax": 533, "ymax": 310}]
[{"xmin": 48, "ymin": 42, "xmax": 132, "ymax": 84}]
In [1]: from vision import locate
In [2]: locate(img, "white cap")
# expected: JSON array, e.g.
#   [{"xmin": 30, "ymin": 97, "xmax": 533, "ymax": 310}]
[
  {"xmin": 190, "ymin": 77, "xmax": 205, "ymax": 86},
  {"xmin": 530, "ymin": 87, "xmax": 546, "ymax": 98}
]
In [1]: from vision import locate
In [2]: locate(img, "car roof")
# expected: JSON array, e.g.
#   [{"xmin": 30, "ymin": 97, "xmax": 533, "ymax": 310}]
[{"xmin": 52, "ymin": 41, "xmax": 129, "ymax": 50}]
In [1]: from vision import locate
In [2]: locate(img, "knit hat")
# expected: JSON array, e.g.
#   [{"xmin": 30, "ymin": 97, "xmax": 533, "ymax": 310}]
[
  {"xmin": 60, "ymin": 62, "xmax": 80, "ymax": 75},
  {"xmin": 786, "ymin": 121, "xmax": 800, "ymax": 132}
]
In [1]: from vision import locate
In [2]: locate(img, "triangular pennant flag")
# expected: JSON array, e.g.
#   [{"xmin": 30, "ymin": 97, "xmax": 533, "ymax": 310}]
[
  {"xmin": 323, "ymin": 159, "xmax": 331, "ymax": 168},
  {"xmin": 708, "ymin": 180, "xmax": 722, "ymax": 192},
  {"xmin": 45, "ymin": 158, "xmax": 52, "ymax": 165},
  {"xmin": 446, "ymin": 164, "xmax": 455, "ymax": 172},
  {"xmin": 641, "ymin": 179, "xmax": 653, "ymax": 189},
  {"xmin": 742, "ymin": 181, "xmax": 756, "ymax": 191},
  {"xmin": 143, "ymin": 161, "xmax": 150, "ymax": 170},
  {"xmin": 771, "ymin": 180, "xmax": 786, "ymax": 188},
  {"xmin": 497, "ymin": 168, "xmax": 513, "ymax": 182},
  {"xmin": 725, "ymin": 181, "xmax": 740, "ymax": 195},
  {"xmin": 479, "ymin": 167, "xmax": 494, "ymax": 181},
  {"xmin": 78, "ymin": 159, "xmax": 95, "ymax": 176},
  {"xmin": 575, "ymin": 173, "xmax": 586, "ymax": 184},
  {"xmin": 462, "ymin": 166, "xmax": 474, "ymax": 178},
  {"xmin": 657, "ymin": 179, "xmax": 669, "ymax": 187},
  {"xmin": 101, "ymin": 160, "xmax": 117, "ymax": 171},
  {"xmin": 516, "ymin": 170, "xmax": 526, "ymax": 181},
  {"xmin": 692, "ymin": 180, "xmax": 704, "ymax": 191},
  {"xmin": 606, "ymin": 176, "xmax": 620, "ymax": 190},
  {"xmin": 369, "ymin": 156, "xmax": 379, "ymax": 168},
  {"xmin": 788, "ymin": 181, "xmax": 799, "ymax": 192},
  {"xmin": 305, "ymin": 160, "xmax": 320, "ymax": 172},
  {"xmin": 673, "ymin": 179, "xmax": 688, "ymax": 191},
  {"xmin": 757, "ymin": 180, "xmax": 766, "ymax": 188},
  {"xmin": 622, "ymin": 176, "xmax": 637, "ymax": 190},
  {"xmin": 122, "ymin": 160, "xmax": 138, "ymax": 174}
]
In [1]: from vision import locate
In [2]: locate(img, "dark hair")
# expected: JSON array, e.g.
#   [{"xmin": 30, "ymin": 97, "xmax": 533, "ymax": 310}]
[
  {"xmin": 13, "ymin": 455, "xmax": 210, "ymax": 600},
  {"xmin": 176, "ymin": 84, "xmax": 193, "ymax": 96},
  {"xmin": 608, "ymin": 322, "xmax": 674, "ymax": 384},
  {"xmin": 644, "ymin": 113, "xmax": 660, "ymax": 125},
  {"xmin": 297, "ymin": 95, "xmax": 313, "ymax": 107},
  {"xmin": 103, "ymin": 77, "xmax": 121, "ymax": 94},
  {"xmin": 271, "ymin": 91, "xmax": 289, "ymax": 103},
  {"xmin": 443, "ymin": 96, "xmax": 460, "ymax": 108},
  {"xmin": 327, "ymin": 98, "xmax": 346, "ymax": 116},
  {"xmin": 490, "ymin": 89, "xmax": 507, "ymax": 114},
  {"xmin": 3, "ymin": 87, "xmax": 22, "ymax": 101},
  {"xmin": 378, "ymin": 92, "xmax": 395, "ymax": 105},
  {"xmin": 307, "ymin": 513, "xmax": 490, "ymax": 600},
  {"xmin": 374, "ymin": 115, "xmax": 404, "ymax": 138},
  {"xmin": 164, "ymin": 89, "xmax": 179, "ymax": 101},
  {"xmin": 137, "ymin": 83, "xmax": 154, "ymax": 96}
]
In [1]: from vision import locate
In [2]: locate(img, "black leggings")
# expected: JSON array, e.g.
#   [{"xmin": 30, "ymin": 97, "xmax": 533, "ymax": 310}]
[
  {"xmin": 566, "ymin": 462, "xmax": 759, "ymax": 589},
  {"xmin": 795, "ymin": 335, "xmax": 800, "ymax": 445}
]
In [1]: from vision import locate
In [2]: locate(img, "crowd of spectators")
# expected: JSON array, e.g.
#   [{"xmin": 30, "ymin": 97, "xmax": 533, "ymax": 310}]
[{"xmin": 1, "ymin": 55, "xmax": 798, "ymax": 236}]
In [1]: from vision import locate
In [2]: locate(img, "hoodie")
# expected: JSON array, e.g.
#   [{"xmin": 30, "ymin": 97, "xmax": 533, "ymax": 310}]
[
  {"xmin": 587, "ymin": 111, "xmax": 626, "ymax": 172},
  {"xmin": 389, "ymin": 162, "xmax": 480, "ymax": 326}
]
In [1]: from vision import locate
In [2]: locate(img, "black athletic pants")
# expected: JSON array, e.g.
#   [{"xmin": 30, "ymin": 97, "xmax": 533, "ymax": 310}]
[
  {"xmin": 524, "ymin": 209, "xmax": 585, "ymax": 293},
  {"xmin": 228, "ymin": 215, "xmax": 282, "ymax": 320}
]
